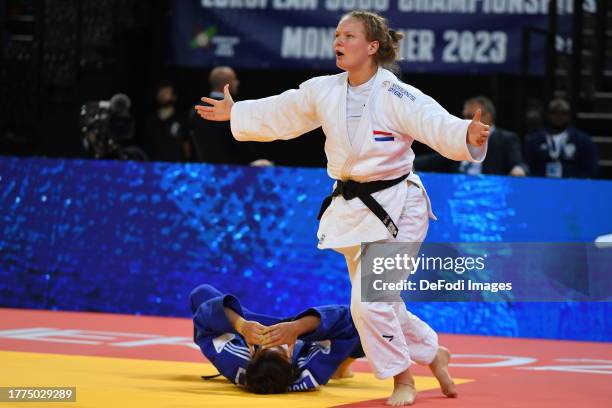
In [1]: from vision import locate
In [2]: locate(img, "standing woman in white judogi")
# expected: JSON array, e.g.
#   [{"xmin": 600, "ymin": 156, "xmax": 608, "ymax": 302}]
[{"xmin": 196, "ymin": 10, "xmax": 489, "ymax": 406}]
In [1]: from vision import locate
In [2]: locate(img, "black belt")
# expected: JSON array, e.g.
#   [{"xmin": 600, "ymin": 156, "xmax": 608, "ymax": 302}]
[{"xmin": 317, "ymin": 173, "xmax": 410, "ymax": 238}]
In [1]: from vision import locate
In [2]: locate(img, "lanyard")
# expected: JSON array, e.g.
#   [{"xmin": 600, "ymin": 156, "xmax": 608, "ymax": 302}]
[{"xmin": 546, "ymin": 133, "xmax": 567, "ymax": 160}]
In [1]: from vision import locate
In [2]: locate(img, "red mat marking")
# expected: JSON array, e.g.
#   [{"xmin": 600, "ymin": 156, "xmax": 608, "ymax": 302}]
[{"xmin": 1, "ymin": 308, "xmax": 610, "ymax": 407}]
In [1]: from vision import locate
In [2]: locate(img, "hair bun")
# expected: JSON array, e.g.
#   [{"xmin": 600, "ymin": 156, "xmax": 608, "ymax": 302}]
[{"xmin": 388, "ymin": 29, "xmax": 404, "ymax": 43}]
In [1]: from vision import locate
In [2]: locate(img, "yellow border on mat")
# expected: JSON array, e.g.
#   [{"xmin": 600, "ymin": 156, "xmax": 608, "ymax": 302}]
[{"xmin": 0, "ymin": 351, "xmax": 471, "ymax": 408}]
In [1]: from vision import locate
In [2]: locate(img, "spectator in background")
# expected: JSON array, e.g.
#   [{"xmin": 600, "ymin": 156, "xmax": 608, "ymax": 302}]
[
  {"xmin": 412, "ymin": 149, "xmax": 460, "ymax": 174},
  {"xmin": 525, "ymin": 98, "xmax": 598, "ymax": 179},
  {"xmin": 459, "ymin": 96, "xmax": 527, "ymax": 176},
  {"xmin": 414, "ymin": 96, "xmax": 527, "ymax": 177},
  {"xmin": 190, "ymin": 66, "xmax": 256, "ymax": 165},
  {"xmin": 144, "ymin": 83, "xmax": 192, "ymax": 162}
]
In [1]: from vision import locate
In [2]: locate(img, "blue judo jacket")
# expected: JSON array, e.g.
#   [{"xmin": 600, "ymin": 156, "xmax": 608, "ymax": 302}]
[{"xmin": 190, "ymin": 284, "xmax": 364, "ymax": 391}]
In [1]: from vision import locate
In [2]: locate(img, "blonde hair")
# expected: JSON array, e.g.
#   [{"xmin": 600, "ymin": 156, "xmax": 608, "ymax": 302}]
[{"xmin": 342, "ymin": 10, "xmax": 404, "ymax": 74}]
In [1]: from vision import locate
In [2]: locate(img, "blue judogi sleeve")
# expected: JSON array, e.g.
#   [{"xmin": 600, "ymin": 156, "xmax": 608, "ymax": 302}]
[
  {"xmin": 288, "ymin": 305, "xmax": 364, "ymax": 390},
  {"xmin": 190, "ymin": 284, "xmax": 279, "ymax": 326},
  {"xmin": 192, "ymin": 292, "xmax": 252, "ymax": 386}
]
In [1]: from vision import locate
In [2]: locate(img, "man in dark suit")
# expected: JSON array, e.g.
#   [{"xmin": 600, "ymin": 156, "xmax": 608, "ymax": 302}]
[
  {"xmin": 459, "ymin": 96, "xmax": 528, "ymax": 176},
  {"xmin": 525, "ymin": 98, "xmax": 598, "ymax": 179},
  {"xmin": 414, "ymin": 96, "xmax": 527, "ymax": 176},
  {"xmin": 189, "ymin": 66, "xmax": 255, "ymax": 165}
]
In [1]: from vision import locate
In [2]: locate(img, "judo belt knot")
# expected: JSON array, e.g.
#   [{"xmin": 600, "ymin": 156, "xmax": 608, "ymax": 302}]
[
  {"xmin": 335, "ymin": 179, "xmax": 359, "ymax": 199},
  {"xmin": 317, "ymin": 173, "xmax": 410, "ymax": 238}
]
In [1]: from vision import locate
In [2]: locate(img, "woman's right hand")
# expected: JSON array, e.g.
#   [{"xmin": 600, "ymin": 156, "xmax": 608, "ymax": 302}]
[
  {"xmin": 236, "ymin": 318, "xmax": 267, "ymax": 346},
  {"xmin": 194, "ymin": 83, "xmax": 234, "ymax": 122}
]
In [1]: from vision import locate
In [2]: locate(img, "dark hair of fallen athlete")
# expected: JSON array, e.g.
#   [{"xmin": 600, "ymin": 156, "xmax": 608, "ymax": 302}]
[{"xmin": 245, "ymin": 347, "xmax": 295, "ymax": 394}]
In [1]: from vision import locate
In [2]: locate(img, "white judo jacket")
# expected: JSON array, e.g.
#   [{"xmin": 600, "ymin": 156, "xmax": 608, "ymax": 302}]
[{"xmin": 230, "ymin": 67, "xmax": 487, "ymax": 249}]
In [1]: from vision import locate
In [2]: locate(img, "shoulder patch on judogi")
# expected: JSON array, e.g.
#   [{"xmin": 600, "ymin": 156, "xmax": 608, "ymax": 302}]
[{"xmin": 388, "ymin": 83, "xmax": 417, "ymax": 102}]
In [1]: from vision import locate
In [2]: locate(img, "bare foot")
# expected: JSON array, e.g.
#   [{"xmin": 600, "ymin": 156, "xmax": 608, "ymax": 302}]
[
  {"xmin": 331, "ymin": 366, "xmax": 354, "ymax": 379},
  {"xmin": 331, "ymin": 358, "xmax": 355, "ymax": 379},
  {"xmin": 429, "ymin": 346, "xmax": 457, "ymax": 398},
  {"xmin": 386, "ymin": 369, "xmax": 417, "ymax": 406}
]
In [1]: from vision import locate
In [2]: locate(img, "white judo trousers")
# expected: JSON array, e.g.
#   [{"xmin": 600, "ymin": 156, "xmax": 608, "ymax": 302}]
[{"xmin": 337, "ymin": 182, "xmax": 438, "ymax": 379}]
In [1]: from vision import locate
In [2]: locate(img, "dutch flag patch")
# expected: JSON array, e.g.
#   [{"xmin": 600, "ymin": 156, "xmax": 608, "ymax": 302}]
[{"xmin": 373, "ymin": 130, "xmax": 395, "ymax": 142}]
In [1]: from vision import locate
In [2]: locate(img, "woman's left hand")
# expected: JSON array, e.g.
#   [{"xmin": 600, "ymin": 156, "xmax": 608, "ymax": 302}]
[
  {"xmin": 261, "ymin": 322, "xmax": 299, "ymax": 349},
  {"xmin": 467, "ymin": 108, "xmax": 490, "ymax": 147}
]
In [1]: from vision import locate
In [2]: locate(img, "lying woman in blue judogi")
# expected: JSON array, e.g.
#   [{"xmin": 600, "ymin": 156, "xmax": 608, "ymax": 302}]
[{"xmin": 190, "ymin": 284, "xmax": 364, "ymax": 394}]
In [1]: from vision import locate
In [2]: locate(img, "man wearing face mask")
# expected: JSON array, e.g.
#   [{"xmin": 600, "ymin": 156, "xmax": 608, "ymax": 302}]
[
  {"xmin": 525, "ymin": 98, "xmax": 598, "ymax": 178},
  {"xmin": 189, "ymin": 284, "xmax": 364, "ymax": 393},
  {"xmin": 144, "ymin": 83, "xmax": 192, "ymax": 162}
]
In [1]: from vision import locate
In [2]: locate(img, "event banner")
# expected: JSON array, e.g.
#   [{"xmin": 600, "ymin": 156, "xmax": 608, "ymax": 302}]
[{"xmin": 169, "ymin": 0, "xmax": 588, "ymax": 74}]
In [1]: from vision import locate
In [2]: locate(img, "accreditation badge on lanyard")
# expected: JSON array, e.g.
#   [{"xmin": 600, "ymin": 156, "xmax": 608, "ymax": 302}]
[
  {"xmin": 546, "ymin": 161, "xmax": 563, "ymax": 178},
  {"xmin": 545, "ymin": 133, "xmax": 566, "ymax": 178}
]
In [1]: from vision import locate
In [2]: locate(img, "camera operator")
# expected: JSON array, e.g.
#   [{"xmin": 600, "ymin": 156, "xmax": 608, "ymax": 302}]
[{"xmin": 80, "ymin": 93, "xmax": 148, "ymax": 161}]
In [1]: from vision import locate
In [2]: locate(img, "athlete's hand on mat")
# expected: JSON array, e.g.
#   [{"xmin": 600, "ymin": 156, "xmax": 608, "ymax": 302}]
[
  {"xmin": 261, "ymin": 322, "xmax": 299, "ymax": 349},
  {"xmin": 236, "ymin": 319, "xmax": 268, "ymax": 346},
  {"xmin": 467, "ymin": 108, "xmax": 490, "ymax": 147},
  {"xmin": 194, "ymin": 84, "xmax": 234, "ymax": 122}
]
